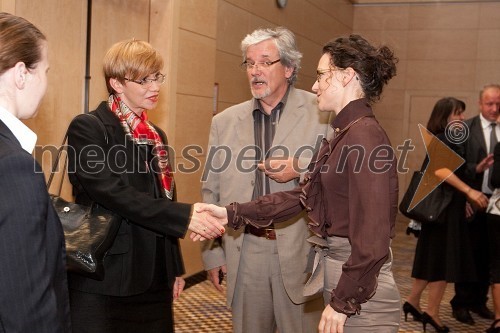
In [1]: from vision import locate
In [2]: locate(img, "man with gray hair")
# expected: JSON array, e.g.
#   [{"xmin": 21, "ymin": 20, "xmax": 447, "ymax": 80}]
[{"xmin": 201, "ymin": 27, "xmax": 329, "ymax": 332}]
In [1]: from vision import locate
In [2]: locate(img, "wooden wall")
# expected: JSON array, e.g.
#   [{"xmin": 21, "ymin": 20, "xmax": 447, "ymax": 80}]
[
  {"xmin": 6, "ymin": 0, "xmax": 499, "ymax": 277},
  {"xmin": 353, "ymin": 1, "xmax": 500, "ymax": 195},
  {"xmin": 1, "ymin": 0, "xmax": 351, "ymax": 277}
]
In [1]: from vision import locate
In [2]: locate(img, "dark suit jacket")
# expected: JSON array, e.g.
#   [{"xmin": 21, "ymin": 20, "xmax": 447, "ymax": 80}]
[
  {"xmin": 67, "ymin": 102, "xmax": 191, "ymax": 296},
  {"xmin": 0, "ymin": 120, "xmax": 71, "ymax": 332},
  {"xmin": 463, "ymin": 116, "xmax": 488, "ymax": 190},
  {"xmin": 491, "ymin": 142, "xmax": 500, "ymax": 188}
]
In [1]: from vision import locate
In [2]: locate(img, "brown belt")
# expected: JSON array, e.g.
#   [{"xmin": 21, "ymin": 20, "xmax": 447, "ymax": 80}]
[{"xmin": 245, "ymin": 225, "xmax": 276, "ymax": 240}]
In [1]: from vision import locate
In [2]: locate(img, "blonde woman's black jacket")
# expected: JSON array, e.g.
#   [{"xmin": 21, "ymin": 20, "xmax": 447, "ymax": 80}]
[{"xmin": 67, "ymin": 101, "xmax": 191, "ymax": 296}]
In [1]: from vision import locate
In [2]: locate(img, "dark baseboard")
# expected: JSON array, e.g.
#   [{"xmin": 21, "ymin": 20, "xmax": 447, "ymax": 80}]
[{"xmin": 184, "ymin": 271, "xmax": 207, "ymax": 289}]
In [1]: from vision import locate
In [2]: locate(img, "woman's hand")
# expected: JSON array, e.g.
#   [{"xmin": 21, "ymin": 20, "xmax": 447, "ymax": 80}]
[
  {"xmin": 465, "ymin": 201, "xmax": 475, "ymax": 219},
  {"xmin": 173, "ymin": 277, "xmax": 185, "ymax": 300},
  {"xmin": 189, "ymin": 203, "xmax": 228, "ymax": 241},
  {"xmin": 466, "ymin": 188, "xmax": 488, "ymax": 210},
  {"xmin": 318, "ymin": 304, "xmax": 347, "ymax": 333},
  {"xmin": 188, "ymin": 203, "xmax": 227, "ymax": 241},
  {"xmin": 207, "ymin": 265, "xmax": 227, "ymax": 293}
]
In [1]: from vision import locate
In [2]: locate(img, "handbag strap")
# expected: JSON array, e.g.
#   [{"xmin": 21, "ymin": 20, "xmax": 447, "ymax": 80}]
[{"xmin": 47, "ymin": 114, "xmax": 108, "ymax": 194}]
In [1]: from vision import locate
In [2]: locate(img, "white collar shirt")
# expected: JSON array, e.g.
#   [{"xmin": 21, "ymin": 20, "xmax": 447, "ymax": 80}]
[
  {"xmin": 0, "ymin": 105, "xmax": 37, "ymax": 153},
  {"xmin": 479, "ymin": 113, "xmax": 499, "ymax": 194}
]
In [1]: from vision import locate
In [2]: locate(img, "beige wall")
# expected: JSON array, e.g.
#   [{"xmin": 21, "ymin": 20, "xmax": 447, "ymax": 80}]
[
  {"xmin": 0, "ymin": 0, "xmax": 14, "ymax": 13},
  {"xmin": 3, "ymin": 0, "xmax": 87, "ymax": 154},
  {"xmin": 353, "ymin": 1, "xmax": 500, "ymax": 194},
  {"xmin": 3, "ymin": 0, "xmax": 499, "ymax": 277},
  {"xmin": 172, "ymin": 0, "xmax": 218, "ymax": 275}
]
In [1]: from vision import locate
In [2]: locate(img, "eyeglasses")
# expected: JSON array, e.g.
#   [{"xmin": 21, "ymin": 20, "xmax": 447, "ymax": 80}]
[
  {"xmin": 316, "ymin": 68, "xmax": 334, "ymax": 82},
  {"xmin": 240, "ymin": 59, "xmax": 281, "ymax": 71},
  {"xmin": 124, "ymin": 73, "xmax": 166, "ymax": 87}
]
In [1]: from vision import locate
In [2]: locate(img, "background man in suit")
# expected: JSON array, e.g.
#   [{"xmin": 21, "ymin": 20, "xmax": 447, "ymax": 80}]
[
  {"xmin": 201, "ymin": 27, "xmax": 329, "ymax": 333},
  {"xmin": 0, "ymin": 12, "xmax": 71, "ymax": 332},
  {"xmin": 451, "ymin": 84, "xmax": 500, "ymax": 325},
  {"xmin": 486, "ymin": 101, "xmax": 500, "ymax": 333}
]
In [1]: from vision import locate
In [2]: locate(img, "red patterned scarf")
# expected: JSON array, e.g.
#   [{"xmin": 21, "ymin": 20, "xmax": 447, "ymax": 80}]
[{"xmin": 108, "ymin": 94, "xmax": 174, "ymax": 200}]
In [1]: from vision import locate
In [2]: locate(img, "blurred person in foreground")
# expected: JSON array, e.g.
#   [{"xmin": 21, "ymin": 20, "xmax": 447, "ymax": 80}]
[{"xmin": 0, "ymin": 12, "xmax": 71, "ymax": 332}]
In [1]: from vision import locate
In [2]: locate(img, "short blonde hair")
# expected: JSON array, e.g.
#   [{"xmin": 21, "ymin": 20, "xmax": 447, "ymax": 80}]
[{"xmin": 103, "ymin": 39, "xmax": 163, "ymax": 94}]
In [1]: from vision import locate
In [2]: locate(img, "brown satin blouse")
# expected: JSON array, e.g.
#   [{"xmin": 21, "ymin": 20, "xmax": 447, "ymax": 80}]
[{"xmin": 226, "ymin": 98, "xmax": 398, "ymax": 315}]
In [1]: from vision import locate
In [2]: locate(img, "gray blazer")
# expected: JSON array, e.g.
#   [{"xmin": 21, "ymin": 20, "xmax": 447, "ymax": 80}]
[{"xmin": 201, "ymin": 87, "xmax": 330, "ymax": 306}]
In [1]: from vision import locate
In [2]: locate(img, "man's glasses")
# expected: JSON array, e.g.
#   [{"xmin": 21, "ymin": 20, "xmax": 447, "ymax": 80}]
[
  {"xmin": 124, "ymin": 73, "xmax": 166, "ymax": 87},
  {"xmin": 240, "ymin": 59, "xmax": 281, "ymax": 71}
]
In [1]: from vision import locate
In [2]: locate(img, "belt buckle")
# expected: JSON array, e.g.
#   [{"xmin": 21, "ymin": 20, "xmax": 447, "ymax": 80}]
[{"xmin": 264, "ymin": 228, "xmax": 274, "ymax": 240}]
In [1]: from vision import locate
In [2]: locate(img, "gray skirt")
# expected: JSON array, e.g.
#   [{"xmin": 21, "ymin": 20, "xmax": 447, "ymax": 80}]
[{"xmin": 323, "ymin": 236, "xmax": 401, "ymax": 333}]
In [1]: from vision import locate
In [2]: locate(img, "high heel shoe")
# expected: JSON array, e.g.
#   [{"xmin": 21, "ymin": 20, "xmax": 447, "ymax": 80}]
[
  {"xmin": 402, "ymin": 301, "xmax": 423, "ymax": 322},
  {"xmin": 486, "ymin": 319, "xmax": 500, "ymax": 333},
  {"xmin": 421, "ymin": 312, "xmax": 449, "ymax": 332}
]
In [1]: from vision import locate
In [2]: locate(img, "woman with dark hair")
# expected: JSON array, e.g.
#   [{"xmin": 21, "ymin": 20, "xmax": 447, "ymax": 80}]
[
  {"xmin": 198, "ymin": 34, "xmax": 402, "ymax": 332},
  {"xmin": 403, "ymin": 97, "xmax": 488, "ymax": 332}
]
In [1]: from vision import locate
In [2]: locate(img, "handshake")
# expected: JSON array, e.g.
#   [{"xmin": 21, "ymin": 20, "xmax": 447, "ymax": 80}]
[{"xmin": 188, "ymin": 203, "xmax": 229, "ymax": 241}]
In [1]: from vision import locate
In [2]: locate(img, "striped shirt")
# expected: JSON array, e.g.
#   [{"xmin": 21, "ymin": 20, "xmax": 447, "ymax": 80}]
[{"xmin": 251, "ymin": 89, "xmax": 290, "ymax": 199}]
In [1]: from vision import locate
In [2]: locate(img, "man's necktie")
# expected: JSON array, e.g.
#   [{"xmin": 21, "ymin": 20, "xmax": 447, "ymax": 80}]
[{"xmin": 488, "ymin": 123, "xmax": 498, "ymax": 190}]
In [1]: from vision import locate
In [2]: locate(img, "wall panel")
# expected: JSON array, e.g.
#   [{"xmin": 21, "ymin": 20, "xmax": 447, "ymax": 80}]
[
  {"xmin": 354, "ymin": 2, "xmax": 500, "ymax": 204},
  {"xmin": 88, "ymin": 0, "xmax": 150, "ymax": 108},
  {"xmin": 0, "ymin": 0, "xmax": 15, "ymax": 12},
  {"xmin": 15, "ymin": 0, "xmax": 87, "ymax": 187}
]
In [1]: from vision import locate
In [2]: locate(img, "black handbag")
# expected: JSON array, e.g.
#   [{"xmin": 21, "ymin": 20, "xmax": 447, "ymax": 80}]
[
  {"xmin": 47, "ymin": 114, "xmax": 121, "ymax": 281},
  {"xmin": 399, "ymin": 170, "xmax": 454, "ymax": 223}
]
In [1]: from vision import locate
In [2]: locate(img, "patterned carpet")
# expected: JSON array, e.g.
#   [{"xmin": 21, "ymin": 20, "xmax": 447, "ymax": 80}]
[{"xmin": 174, "ymin": 215, "xmax": 494, "ymax": 332}]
